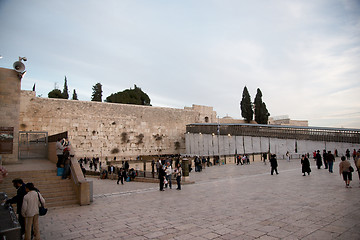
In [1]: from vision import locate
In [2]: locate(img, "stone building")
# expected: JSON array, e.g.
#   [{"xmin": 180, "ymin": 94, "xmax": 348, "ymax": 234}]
[{"xmin": 268, "ymin": 115, "xmax": 308, "ymax": 127}]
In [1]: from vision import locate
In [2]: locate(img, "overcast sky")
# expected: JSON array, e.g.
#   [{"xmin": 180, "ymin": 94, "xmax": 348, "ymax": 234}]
[{"xmin": 1, "ymin": 0, "xmax": 359, "ymax": 128}]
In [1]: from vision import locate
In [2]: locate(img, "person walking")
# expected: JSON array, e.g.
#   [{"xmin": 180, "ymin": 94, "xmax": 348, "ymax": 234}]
[
  {"xmin": 263, "ymin": 153, "xmax": 267, "ymax": 165},
  {"xmin": 346, "ymin": 149, "xmax": 350, "ymax": 160},
  {"xmin": 269, "ymin": 154, "xmax": 279, "ymax": 175},
  {"xmin": 117, "ymin": 167, "xmax": 125, "ymax": 185},
  {"xmin": 22, "ymin": 183, "xmax": 45, "ymax": 240},
  {"xmin": 301, "ymin": 155, "xmax": 311, "ymax": 176},
  {"xmin": 174, "ymin": 163, "xmax": 182, "ymax": 190},
  {"xmin": 339, "ymin": 156, "xmax": 352, "ymax": 188},
  {"xmin": 286, "ymin": 151, "xmax": 290, "ymax": 162}
]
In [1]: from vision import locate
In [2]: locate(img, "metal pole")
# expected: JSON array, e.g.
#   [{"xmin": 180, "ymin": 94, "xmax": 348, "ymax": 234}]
[{"xmin": 217, "ymin": 116, "xmax": 220, "ymax": 166}]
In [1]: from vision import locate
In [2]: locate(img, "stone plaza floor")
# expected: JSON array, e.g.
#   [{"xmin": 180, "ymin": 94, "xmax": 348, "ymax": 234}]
[{"xmin": 39, "ymin": 159, "xmax": 360, "ymax": 240}]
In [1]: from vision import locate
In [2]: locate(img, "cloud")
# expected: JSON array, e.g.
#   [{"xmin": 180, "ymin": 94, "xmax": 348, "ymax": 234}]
[{"xmin": 1, "ymin": 0, "xmax": 360, "ymax": 128}]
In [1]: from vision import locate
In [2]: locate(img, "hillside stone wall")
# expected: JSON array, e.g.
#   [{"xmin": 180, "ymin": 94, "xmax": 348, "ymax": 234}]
[{"xmin": 19, "ymin": 91, "xmax": 216, "ymax": 161}]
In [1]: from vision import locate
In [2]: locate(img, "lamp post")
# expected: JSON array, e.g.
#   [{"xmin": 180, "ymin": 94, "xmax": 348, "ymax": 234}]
[{"xmin": 217, "ymin": 116, "xmax": 220, "ymax": 165}]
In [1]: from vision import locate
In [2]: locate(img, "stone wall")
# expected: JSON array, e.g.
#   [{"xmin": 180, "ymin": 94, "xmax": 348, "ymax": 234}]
[
  {"xmin": 0, "ymin": 68, "xmax": 21, "ymax": 163},
  {"xmin": 19, "ymin": 91, "xmax": 217, "ymax": 161}
]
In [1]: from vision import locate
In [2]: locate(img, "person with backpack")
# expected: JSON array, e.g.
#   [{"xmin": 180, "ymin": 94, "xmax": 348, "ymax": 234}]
[
  {"xmin": 339, "ymin": 156, "xmax": 353, "ymax": 188},
  {"xmin": 22, "ymin": 183, "xmax": 45, "ymax": 240}
]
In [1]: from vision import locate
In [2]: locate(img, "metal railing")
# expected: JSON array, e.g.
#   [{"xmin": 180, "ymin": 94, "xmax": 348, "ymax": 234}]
[{"xmin": 186, "ymin": 123, "xmax": 360, "ymax": 143}]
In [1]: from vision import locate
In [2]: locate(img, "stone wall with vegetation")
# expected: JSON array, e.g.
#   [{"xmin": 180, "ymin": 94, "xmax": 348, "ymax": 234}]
[{"xmin": 19, "ymin": 91, "xmax": 217, "ymax": 161}]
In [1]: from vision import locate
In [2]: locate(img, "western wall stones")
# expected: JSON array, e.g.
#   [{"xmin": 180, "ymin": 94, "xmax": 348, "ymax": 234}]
[{"xmin": 19, "ymin": 91, "xmax": 216, "ymax": 161}]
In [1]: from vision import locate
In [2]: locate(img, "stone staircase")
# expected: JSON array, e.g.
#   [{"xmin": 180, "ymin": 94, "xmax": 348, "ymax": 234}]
[{"xmin": 0, "ymin": 170, "xmax": 78, "ymax": 208}]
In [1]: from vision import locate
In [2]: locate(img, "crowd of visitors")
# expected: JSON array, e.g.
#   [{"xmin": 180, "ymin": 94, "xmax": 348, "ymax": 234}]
[
  {"xmin": 294, "ymin": 149, "xmax": 360, "ymax": 187},
  {"xmin": 75, "ymin": 148, "xmax": 360, "ymax": 191},
  {"xmin": 236, "ymin": 154, "xmax": 250, "ymax": 165}
]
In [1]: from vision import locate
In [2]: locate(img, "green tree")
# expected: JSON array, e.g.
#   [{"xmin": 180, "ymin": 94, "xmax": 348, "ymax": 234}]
[
  {"xmin": 106, "ymin": 85, "xmax": 151, "ymax": 106},
  {"xmin": 240, "ymin": 86, "xmax": 253, "ymax": 123},
  {"xmin": 62, "ymin": 76, "xmax": 69, "ymax": 99},
  {"xmin": 254, "ymin": 88, "xmax": 270, "ymax": 124},
  {"xmin": 72, "ymin": 89, "xmax": 78, "ymax": 100},
  {"xmin": 91, "ymin": 83, "xmax": 102, "ymax": 102},
  {"xmin": 48, "ymin": 89, "xmax": 63, "ymax": 98}
]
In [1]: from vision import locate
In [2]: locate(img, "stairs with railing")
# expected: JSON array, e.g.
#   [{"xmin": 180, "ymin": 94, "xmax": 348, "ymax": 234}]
[{"xmin": 0, "ymin": 170, "xmax": 78, "ymax": 209}]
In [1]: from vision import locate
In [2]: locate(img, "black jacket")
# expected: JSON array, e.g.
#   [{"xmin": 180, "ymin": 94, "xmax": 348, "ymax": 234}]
[
  {"xmin": 270, "ymin": 157, "xmax": 278, "ymax": 168},
  {"xmin": 6, "ymin": 184, "xmax": 27, "ymax": 214},
  {"xmin": 158, "ymin": 167, "xmax": 166, "ymax": 180}
]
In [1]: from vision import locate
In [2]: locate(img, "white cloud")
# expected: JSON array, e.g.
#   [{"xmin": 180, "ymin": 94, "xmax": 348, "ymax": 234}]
[{"xmin": 1, "ymin": 0, "xmax": 359, "ymax": 128}]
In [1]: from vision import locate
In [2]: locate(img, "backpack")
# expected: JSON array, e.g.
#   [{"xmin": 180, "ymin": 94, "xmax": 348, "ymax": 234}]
[{"xmin": 356, "ymin": 158, "xmax": 360, "ymax": 169}]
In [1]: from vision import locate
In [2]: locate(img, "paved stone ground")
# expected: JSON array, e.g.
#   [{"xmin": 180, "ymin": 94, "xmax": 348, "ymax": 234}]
[{"xmin": 39, "ymin": 159, "xmax": 360, "ymax": 240}]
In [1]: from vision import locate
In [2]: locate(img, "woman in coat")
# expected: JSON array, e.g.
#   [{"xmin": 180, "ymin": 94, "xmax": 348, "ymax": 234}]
[
  {"xmin": 301, "ymin": 155, "xmax": 311, "ymax": 176},
  {"xmin": 315, "ymin": 150, "xmax": 323, "ymax": 169},
  {"xmin": 22, "ymin": 183, "xmax": 45, "ymax": 240},
  {"xmin": 174, "ymin": 163, "xmax": 182, "ymax": 190}
]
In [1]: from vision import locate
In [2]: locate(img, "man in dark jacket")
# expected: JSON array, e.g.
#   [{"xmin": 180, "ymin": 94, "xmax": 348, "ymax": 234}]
[
  {"xmin": 158, "ymin": 164, "xmax": 166, "ymax": 191},
  {"xmin": 315, "ymin": 150, "xmax": 322, "ymax": 169},
  {"xmin": 323, "ymin": 150, "xmax": 328, "ymax": 169},
  {"xmin": 270, "ymin": 154, "xmax": 279, "ymax": 175},
  {"xmin": 6, "ymin": 178, "xmax": 27, "ymax": 235},
  {"xmin": 326, "ymin": 151, "xmax": 335, "ymax": 173}
]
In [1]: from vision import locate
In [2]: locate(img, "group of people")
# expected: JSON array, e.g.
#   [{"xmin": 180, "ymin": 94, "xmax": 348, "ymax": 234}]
[
  {"xmin": 4, "ymin": 179, "xmax": 45, "ymax": 240},
  {"xmin": 236, "ymin": 154, "xmax": 250, "ymax": 165},
  {"xmin": 194, "ymin": 156, "xmax": 211, "ymax": 172},
  {"xmin": 116, "ymin": 167, "xmax": 136, "ymax": 184},
  {"xmin": 312, "ymin": 149, "xmax": 336, "ymax": 172},
  {"xmin": 56, "ymin": 138, "xmax": 73, "ymax": 179},
  {"xmin": 290, "ymin": 149, "xmax": 360, "ymax": 187},
  {"xmin": 158, "ymin": 161, "xmax": 182, "ymax": 191},
  {"xmin": 78, "ymin": 157, "xmax": 101, "ymax": 172}
]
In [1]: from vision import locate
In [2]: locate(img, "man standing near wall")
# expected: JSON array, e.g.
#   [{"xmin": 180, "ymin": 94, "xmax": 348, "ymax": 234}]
[{"xmin": 56, "ymin": 138, "xmax": 64, "ymax": 168}]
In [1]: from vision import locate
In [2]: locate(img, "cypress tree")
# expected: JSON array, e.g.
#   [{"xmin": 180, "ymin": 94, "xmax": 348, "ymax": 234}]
[
  {"xmin": 72, "ymin": 89, "xmax": 78, "ymax": 100},
  {"xmin": 240, "ymin": 86, "xmax": 253, "ymax": 123},
  {"xmin": 62, "ymin": 76, "xmax": 69, "ymax": 99},
  {"xmin": 91, "ymin": 83, "xmax": 102, "ymax": 102},
  {"xmin": 254, "ymin": 88, "xmax": 270, "ymax": 124}
]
